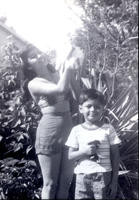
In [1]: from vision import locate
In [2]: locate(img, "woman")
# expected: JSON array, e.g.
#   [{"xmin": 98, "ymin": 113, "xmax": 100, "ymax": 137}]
[{"xmin": 20, "ymin": 44, "xmax": 84, "ymax": 199}]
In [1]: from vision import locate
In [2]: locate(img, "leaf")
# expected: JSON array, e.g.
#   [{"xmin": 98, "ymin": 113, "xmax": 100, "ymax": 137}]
[
  {"xmin": 0, "ymin": 135, "xmax": 3, "ymax": 142},
  {"xmin": 4, "ymin": 159, "xmax": 19, "ymax": 167},
  {"xmin": 119, "ymin": 98, "xmax": 135, "ymax": 119},
  {"xmin": 119, "ymin": 170, "xmax": 130, "ymax": 175},
  {"xmin": 97, "ymin": 74, "xmax": 103, "ymax": 92},
  {"xmin": 118, "ymin": 112, "xmax": 138, "ymax": 130},
  {"xmin": 107, "ymin": 108, "xmax": 119, "ymax": 121},
  {"xmin": 120, "ymin": 114, "xmax": 138, "ymax": 131},
  {"xmin": 26, "ymin": 145, "xmax": 33, "ymax": 155},
  {"xmin": 121, "ymin": 94, "xmax": 129, "ymax": 109},
  {"xmin": 17, "ymin": 134, "xmax": 24, "ymax": 142},
  {"xmin": 35, "ymin": 194, "xmax": 40, "ymax": 199},
  {"xmin": 20, "ymin": 107, "xmax": 26, "ymax": 116},
  {"xmin": 27, "ymin": 160, "xmax": 37, "ymax": 168},
  {"xmin": 130, "ymin": 113, "xmax": 138, "ymax": 122},
  {"xmin": 0, "ymin": 189, "xmax": 6, "ymax": 199},
  {"xmin": 81, "ymin": 77, "xmax": 92, "ymax": 88},
  {"xmin": 121, "ymin": 153, "xmax": 138, "ymax": 161},
  {"xmin": 126, "ymin": 172, "xmax": 138, "ymax": 179},
  {"xmin": 13, "ymin": 143, "xmax": 23, "ymax": 152},
  {"xmin": 120, "ymin": 140, "xmax": 138, "ymax": 156},
  {"xmin": 17, "ymin": 160, "xmax": 27, "ymax": 167},
  {"xmin": 111, "ymin": 85, "xmax": 133, "ymax": 110},
  {"xmin": 13, "ymin": 119, "xmax": 21, "ymax": 128}
]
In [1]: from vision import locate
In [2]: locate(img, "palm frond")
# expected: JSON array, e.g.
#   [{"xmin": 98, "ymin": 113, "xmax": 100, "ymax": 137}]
[{"xmin": 111, "ymin": 85, "xmax": 133, "ymax": 110}]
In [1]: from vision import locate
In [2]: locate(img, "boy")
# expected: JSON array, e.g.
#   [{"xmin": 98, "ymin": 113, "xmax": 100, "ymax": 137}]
[{"xmin": 66, "ymin": 89, "xmax": 121, "ymax": 199}]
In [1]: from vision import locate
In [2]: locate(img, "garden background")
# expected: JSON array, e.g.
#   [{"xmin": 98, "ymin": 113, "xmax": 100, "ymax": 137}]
[{"xmin": 0, "ymin": 0, "xmax": 138, "ymax": 199}]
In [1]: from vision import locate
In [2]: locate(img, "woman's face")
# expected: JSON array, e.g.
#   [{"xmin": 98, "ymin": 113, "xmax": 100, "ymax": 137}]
[
  {"xmin": 27, "ymin": 50, "xmax": 42, "ymax": 66},
  {"xmin": 27, "ymin": 50, "xmax": 56, "ymax": 78}
]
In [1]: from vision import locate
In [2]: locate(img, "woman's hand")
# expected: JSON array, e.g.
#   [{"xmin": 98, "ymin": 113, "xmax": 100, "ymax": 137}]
[{"xmin": 64, "ymin": 47, "xmax": 84, "ymax": 71}]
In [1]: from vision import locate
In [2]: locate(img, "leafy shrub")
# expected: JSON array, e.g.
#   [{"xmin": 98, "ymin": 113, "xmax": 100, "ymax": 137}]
[
  {"xmin": 0, "ymin": 2, "xmax": 138, "ymax": 197},
  {"xmin": 0, "ymin": 158, "xmax": 42, "ymax": 199},
  {"xmin": 0, "ymin": 38, "xmax": 42, "ymax": 199}
]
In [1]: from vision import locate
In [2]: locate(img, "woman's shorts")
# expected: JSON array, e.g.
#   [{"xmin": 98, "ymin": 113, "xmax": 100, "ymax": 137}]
[{"xmin": 35, "ymin": 112, "xmax": 72, "ymax": 155}]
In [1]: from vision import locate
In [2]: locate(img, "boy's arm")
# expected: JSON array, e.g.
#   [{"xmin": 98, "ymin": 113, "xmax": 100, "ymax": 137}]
[
  {"xmin": 111, "ymin": 144, "xmax": 120, "ymax": 183},
  {"xmin": 68, "ymin": 147, "xmax": 86, "ymax": 161},
  {"xmin": 108, "ymin": 144, "xmax": 120, "ymax": 198},
  {"xmin": 68, "ymin": 144, "xmax": 97, "ymax": 161}
]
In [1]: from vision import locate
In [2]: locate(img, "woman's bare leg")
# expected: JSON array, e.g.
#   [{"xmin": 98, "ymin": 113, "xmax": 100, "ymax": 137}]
[
  {"xmin": 56, "ymin": 147, "xmax": 74, "ymax": 199},
  {"xmin": 38, "ymin": 153, "xmax": 62, "ymax": 199}
]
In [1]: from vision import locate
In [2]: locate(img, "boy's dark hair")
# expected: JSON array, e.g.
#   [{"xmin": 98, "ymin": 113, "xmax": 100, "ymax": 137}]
[{"xmin": 79, "ymin": 88, "xmax": 106, "ymax": 106}]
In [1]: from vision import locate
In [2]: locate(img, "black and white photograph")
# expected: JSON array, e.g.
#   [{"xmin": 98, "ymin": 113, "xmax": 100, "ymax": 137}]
[{"xmin": 0, "ymin": 0, "xmax": 138, "ymax": 199}]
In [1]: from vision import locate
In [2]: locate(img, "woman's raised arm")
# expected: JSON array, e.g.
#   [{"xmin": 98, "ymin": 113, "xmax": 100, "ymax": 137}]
[{"xmin": 28, "ymin": 66, "xmax": 73, "ymax": 96}]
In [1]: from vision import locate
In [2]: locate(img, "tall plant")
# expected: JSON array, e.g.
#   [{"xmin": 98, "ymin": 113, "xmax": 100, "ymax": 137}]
[
  {"xmin": 0, "ymin": 38, "xmax": 42, "ymax": 199},
  {"xmin": 67, "ymin": 0, "xmax": 138, "ymax": 199}
]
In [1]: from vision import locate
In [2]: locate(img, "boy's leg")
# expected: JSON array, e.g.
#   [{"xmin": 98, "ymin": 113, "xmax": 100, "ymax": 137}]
[
  {"xmin": 92, "ymin": 172, "xmax": 111, "ymax": 200},
  {"xmin": 38, "ymin": 153, "xmax": 62, "ymax": 199},
  {"xmin": 75, "ymin": 173, "xmax": 94, "ymax": 199},
  {"xmin": 103, "ymin": 172, "xmax": 112, "ymax": 199}
]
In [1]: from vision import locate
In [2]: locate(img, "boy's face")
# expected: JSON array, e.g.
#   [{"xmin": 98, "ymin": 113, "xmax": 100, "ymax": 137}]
[{"xmin": 79, "ymin": 99, "xmax": 104, "ymax": 124}]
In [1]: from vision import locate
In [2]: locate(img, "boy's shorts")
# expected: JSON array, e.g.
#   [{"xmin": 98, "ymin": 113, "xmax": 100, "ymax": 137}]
[{"xmin": 75, "ymin": 172, "xmax": 111, "ymax": 199}]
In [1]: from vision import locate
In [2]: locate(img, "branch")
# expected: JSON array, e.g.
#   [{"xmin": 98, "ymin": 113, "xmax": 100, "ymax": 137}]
[
  {"xmin": 122, "ymin": 36, "xmax": 138, "ymax": 46},
  {"xmin": 107, "ymin": 39, "xmax": 119, "ymax": 105}
]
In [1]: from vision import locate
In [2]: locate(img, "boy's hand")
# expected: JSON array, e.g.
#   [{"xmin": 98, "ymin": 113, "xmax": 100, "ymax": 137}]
[
  {"xmin": 82, "ymin": 143, "xmax": 97, "ymax": 156},
  {"xmin": 88, "ymin": 140, "xmax": 100, "ymax": 147},
  {"xmin": 106, "ymin": 182, "xmax": 118, "ymax": 199}
]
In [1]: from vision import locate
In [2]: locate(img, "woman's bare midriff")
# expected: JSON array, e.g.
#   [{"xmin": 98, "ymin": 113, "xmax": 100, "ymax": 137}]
[{"xmin": 41, "ymin": 100, "xmax": 70, "ymax": 114}]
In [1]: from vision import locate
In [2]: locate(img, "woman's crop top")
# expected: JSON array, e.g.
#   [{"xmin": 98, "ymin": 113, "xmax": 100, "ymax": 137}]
[
  {"xmin": 38, "ymin": 92, "xmax": 69, "ymax": 108},
  {"xmin": 33, "ymin": 77, "xmax": 71, "ymax": 113}
]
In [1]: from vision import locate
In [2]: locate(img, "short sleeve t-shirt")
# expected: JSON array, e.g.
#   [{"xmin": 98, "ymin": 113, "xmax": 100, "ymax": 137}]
[{"xmin": 65, "ymin": 123, "xmax": 121, "ymax": 174}]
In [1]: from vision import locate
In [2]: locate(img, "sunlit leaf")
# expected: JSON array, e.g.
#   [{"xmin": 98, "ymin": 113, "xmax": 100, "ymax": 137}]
[
  {"xmin": 13, "ymin": 119, "xmax": 21, "ymax": 128},
  {"xmin": 4, "ymin": 159, "xmax": 19, "ymax": 167},
  {"xmin": 0, "ymin": 135, "xmax": 3, "ymax": 142},
  {"xmin": 27, "ymin": 160, "xmax": 37, "ymax": 167},
  {"xmin": 107, "ymin": 108, "xmax": 119, "ymax": 121},
  {"xmin": 26, "ymin": 145, "xmax": 33, "ymax": 155},
  {"xmin": 81, "ymin": 77, "xmax": 92, "ymax": 88},
  {"xmin": 13, "ymin": 143, "xmax": 23, "ymax": 152},
  {"xmin": 119, "ymin": 170, "xmax": 130, "ymax": 175}
]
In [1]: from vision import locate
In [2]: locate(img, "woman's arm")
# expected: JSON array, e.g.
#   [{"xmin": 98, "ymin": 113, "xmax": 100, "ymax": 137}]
[
  {"xmin": 28, "ymin": 67, "xmax": 73, "ymax": 96},
  {"xmin": 70, "ymin": 71, "xmax": 81, "ymax": 101},
  {"xmin": 63, "ymin": 47, "xmax": 84, "ymax": 101}
]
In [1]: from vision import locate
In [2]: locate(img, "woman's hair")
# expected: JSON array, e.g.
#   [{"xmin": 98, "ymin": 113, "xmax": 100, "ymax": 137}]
[
  {"xmin": 79, "ymin": 88, "xmax": 106, "ymax": 106},
  {"xmin": 20, "ymin": 44, "xmax": 39, "ymax": 80},
  {"xmin": 20, "ymin": 44, "xmax": 38, "ymax": 101}
]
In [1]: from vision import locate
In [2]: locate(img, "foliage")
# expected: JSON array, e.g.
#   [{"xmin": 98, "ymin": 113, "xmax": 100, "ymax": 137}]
[
  {"xmin": 0, "ymin": 158, "xmax": 41, "ymax": 200},
  {"xmin": 72, "ymin": 0, "xmax": 138, "ymax": 83},
  {"xmin": 70, "ymin": 0, "xmax": 138, "ymax": 199},
  {"xmin": 0, "ymin": 39, "xmax": 42, "ymax": 199},
  {"xmin": 0, "ymin": 0, "xmax": 138, "ymax": 199}
]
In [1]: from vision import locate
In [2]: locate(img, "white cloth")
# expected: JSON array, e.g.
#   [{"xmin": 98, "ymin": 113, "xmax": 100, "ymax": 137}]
[{"xmin": 65, "ymin": 123, "xmax": 121, "ymax": 174}]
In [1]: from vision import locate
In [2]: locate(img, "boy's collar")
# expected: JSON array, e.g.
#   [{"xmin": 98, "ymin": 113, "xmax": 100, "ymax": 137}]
[{"xmin": 81, "ymin": 121, "xmax": 104, "ymax": 130}]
